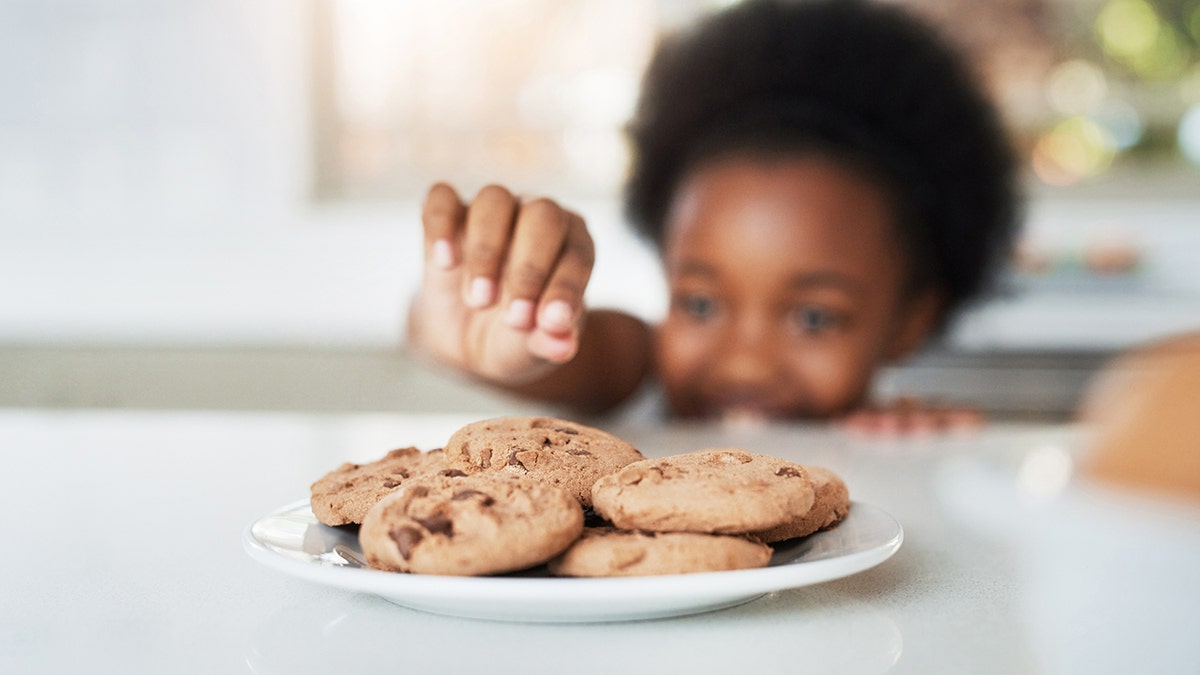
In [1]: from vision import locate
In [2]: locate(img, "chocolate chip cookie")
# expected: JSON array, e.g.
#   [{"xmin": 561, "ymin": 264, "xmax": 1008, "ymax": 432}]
[
  {"xmin": 359, "ymin": 472, "xmax": 584, "ymax": 576},
  {"xmin": 310, "ymin": 447, "xmax": 447, "ymax": 526},
  {"xmin": 590, "ymin": 448, "xmax": 815, "ymax": 534},
  {"xmin": 548, "ymin": 527, "xmax": 772, "ymax": 577},
  {"xmin": 444, "ymin": 416, "xmax": 644, "ymax": 508},
  {"xmin": 752, "ymin": 465, "xmax": 851, "ymax": 542}
]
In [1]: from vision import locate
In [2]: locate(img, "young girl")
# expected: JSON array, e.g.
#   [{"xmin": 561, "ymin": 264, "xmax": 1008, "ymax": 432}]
[{"xmin": 406, "ymin": 0, "xmax": 1019, "ymax": 430}]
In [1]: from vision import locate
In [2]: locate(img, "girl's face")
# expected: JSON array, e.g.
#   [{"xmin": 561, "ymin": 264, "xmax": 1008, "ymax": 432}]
[{"xmin": 655, "ymin": 156, "xmax": 940, "ymax": 421}]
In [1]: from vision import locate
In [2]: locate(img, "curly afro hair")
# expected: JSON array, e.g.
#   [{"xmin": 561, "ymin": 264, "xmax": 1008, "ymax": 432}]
[{"xmin": 624, "ymin": 0, "xmax": 1021, "ymax": 327}]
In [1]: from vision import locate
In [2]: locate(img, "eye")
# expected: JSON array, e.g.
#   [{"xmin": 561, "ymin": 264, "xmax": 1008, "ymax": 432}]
[
  {"xmin": 790, "ymin": 305, "xmax": 842, "ymax": 335},
  {"xmin": 675, "ymin": 293, "xmax": 717, "ymax": 320}
]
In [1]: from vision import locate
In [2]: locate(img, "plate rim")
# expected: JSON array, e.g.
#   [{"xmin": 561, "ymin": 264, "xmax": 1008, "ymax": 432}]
[{"xmin": 243, "ymin": 499, "xmax": 903, "ymax": 619}]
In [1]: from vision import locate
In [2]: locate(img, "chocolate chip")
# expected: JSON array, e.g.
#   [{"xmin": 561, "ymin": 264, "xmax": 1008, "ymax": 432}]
[
  {"xmin": 554, "ymin": 427, "xmax": 580, "ymax": 435},
  {"xmin": 409, "ymin": 486, "xmax": 430, "ymax": 498},
  {"xmin": 775, "ymin": 466, "xmax": 804, "ymax": 478},
  {"xmin": 509, "ymin": 448, "xmax": 543, "ymax": 470},
  {"xmin": 451, "ymin": 489, "xmax": 495, "ymax": 506},
  {"xmin": 388, "ymin": 526, "xmax": 423, "ymax": 560},
  {"xmin": 438, "ymin": 469, "xmax": 467, "ymax": 478},
  {"xmin": 565, "ymin": 448, "xmax": 592, "ymax": 456},
  {"xmin": 582, "ymin": 508, "xmax": 610, "ymax": 528},
  {"xmin": 508, "ymin": 449, "xmax": 540, "ymax": 471},
  {"xmin": 414, "ymin": 513, "xmax": 454, "ymax": 536},
  {"xmin": 480, "ymin": 448, "xmax": 493, "ymax": 469},
  {"xmin": 381, "ymin": 478, "xmax": 402, "ymax": 489}
]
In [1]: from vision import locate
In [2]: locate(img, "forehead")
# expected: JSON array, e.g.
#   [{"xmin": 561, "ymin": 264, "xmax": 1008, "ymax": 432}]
[{"xmin": 664, "ymin": 157, "xmax": 904, "ymax": 274}]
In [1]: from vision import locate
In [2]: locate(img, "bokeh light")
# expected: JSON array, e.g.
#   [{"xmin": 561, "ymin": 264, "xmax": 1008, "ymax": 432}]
[
  {"xmin": 1093, "ymin": 99, "xmax": 1144, "ymax": 150},
  {"xmin": 1096, "ymin": 0, "xmax": 1192, "ymax": 80},
  {"xmin": 1031, "ymin": 116, "xmax": 1117, "ymax": 185},
  {"xmin": 1131, "ymin": 24, "xmax": 1192, "ymax": 79},
  {"xmin": 1178, "ymin": 104, "xmax": 1200, "ymax": 165},
  {"xmin": 1046, "ymin": 59, "xmax": 1108, "ymax": 116},
  {"xmin": 1181, "ymin": 63, "xmax": 1200, "ymax": 104},
  {"xmin": 1096, "ymin": 0, "xmax": 1161, "ymax": 59}
]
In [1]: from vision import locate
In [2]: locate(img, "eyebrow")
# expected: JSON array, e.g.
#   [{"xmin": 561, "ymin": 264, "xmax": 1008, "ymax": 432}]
[
  {"xmin": 674, "ymin": 260, "xmax": 864, "ymax": 295},
  {"xmin": 787, "ymin": 272, "xmax": 863, "ymax": 295}
]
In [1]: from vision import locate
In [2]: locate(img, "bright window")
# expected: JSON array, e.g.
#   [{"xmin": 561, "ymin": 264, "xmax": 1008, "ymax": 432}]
[{"xmin": 313, "ymin": 0, "xmax": 1200, "ymax": 201}]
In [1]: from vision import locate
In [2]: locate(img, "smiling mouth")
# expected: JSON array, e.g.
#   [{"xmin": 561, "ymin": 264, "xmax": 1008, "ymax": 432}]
[
  {"xmin": 719, "ymin": 407, "xmax": 771, "ymax": 428},
  {"xmin": 698, "ymin": 397, "xmax": 790, "ymax": 423}
]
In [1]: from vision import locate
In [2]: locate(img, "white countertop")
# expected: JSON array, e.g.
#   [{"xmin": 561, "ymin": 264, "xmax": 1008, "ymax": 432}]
[{"xmin": 2, "ymin": 408, "xmax": 1198, "ymax": 675}]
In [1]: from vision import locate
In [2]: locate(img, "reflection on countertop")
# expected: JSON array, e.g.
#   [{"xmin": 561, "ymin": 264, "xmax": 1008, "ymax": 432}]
[{"xmin": 1, "ymin": 407, "xmax": 1197, "ymax": 674}]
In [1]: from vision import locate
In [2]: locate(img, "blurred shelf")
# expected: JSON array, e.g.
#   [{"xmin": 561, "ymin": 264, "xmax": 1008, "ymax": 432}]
[
  {"xmin": 1, "ymin": 344, "xmax": 1110, "ymax": 423},
  {"xmin": 883, "ymin": 347, "xmax": 1113, "ymax": 423},
  {"xmin": 0, "ymin": 345, "xmax": 536, "ymax": 416}
]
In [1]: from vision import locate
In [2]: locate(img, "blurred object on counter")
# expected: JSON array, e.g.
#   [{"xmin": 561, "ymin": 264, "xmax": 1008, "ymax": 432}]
[
  {"xmin": 1077, "ymin": 331, "xmax": 1200, "ymax": 500},
  {"xmin": 1010, "ymin": 229, "xmax": 1145, "ymax": 292},
  {"xmin": 1082, "ymin": 235, "xmax": 1142, "ymax": 275}
]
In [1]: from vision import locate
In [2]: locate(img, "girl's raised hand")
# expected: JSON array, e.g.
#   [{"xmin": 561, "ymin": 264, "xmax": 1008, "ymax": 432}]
[{"xmin": 408, "ymin": 183, "xmax": 595, "ymax": 385}]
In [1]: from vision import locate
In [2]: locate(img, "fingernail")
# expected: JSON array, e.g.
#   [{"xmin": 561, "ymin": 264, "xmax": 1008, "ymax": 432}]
[
  {"xmin": 467, "ymin": 277, "xmax": 495, "ymax": 307},
  {"xmin": 530, "ymin": 330, "xmax": 578, "ymax": 363},
  {"xmin": 505, "ymin": 298, "xmax": 535, "ymax": 328},
  {"xmin": 433, "ymin": 239, "xmax": 454, "ymax": 269},
  {"xmin": 540, "ymin": 300, "xmax": 573, "ymax": 331}
]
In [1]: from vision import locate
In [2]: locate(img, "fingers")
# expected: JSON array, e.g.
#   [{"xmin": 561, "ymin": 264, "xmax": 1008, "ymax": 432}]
[
  {"xmin": 422, "ymin": 182, "xmax": 523, "ymax": 308},
  {"xmin": 500, "ymin": 198, "xmax": 571, "ymax": 329},
  {"xmin": 524, "ymin": 213, "xmax": 594, "ymax": 363},
  {"xmin": 502, "ymin": 204, "xmax": 593, "ymax": 325},
  {"xmin": 840, "ymin": 398, "xmax": 985, "ymax": 438},
  {"xmin": 533, "ymin": 212, "xmax": 593, "ymax": 336},
  {"xmin": 419, "ymin": 182, "xmax": 594, "ymax": 364},
  {"xmin": 422, "ymin": 182, "xmax": 466, "ymax": 270},
  {"xmin": 460, "ymin": 184, "xmax": 520, "ymax": 308}
]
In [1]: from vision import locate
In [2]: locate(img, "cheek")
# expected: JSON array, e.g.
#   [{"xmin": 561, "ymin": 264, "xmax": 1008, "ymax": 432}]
[
  {"xmin": 653, "ymin": 321, "xmax": 710, "ymax": 392},
  {"xmin": 785, "ymin": 340, "xmax": 881, "ymax": 413}
]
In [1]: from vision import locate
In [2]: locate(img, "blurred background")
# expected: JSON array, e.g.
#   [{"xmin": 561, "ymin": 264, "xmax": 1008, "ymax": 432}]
[{"xmin": 3, "ymin": 0, "xmax": 1199, "ymax": 419}]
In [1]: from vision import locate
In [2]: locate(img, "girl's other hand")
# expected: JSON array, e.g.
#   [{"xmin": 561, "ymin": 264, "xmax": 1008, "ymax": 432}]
[{"xmin": 839, "ymin": 397, "xmax": 984, "ymax": 438}]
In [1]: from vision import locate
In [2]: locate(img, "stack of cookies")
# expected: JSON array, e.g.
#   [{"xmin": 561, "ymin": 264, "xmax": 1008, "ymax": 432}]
[{"xmin": 308, "ymin": 416, "xmax": 850, "ymax": 578}]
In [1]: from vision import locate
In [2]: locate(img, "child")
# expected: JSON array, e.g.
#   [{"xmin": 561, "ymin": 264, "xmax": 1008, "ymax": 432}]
[{"xmin": 406, "ymin": 0, "xmax": 1019, "ymax": 430}]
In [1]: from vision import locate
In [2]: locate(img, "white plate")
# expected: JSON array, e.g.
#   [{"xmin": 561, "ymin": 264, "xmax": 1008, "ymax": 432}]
[{"xmin": 243, "ymin": 500, "xmax": 902, "ymax": 623}]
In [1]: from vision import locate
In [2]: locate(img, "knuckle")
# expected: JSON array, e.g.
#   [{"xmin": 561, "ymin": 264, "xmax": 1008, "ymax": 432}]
[
  {"xmin": 423, "ymin": 205, "xmax": 456, "ymax": 225},
  {"xmin": 427, "ymin": 181, "xmax": 456, "ymax": 200},
  {"xmin": 547, "ymin": 278, "xmax": 586, "ymax": 300},
  {"xmin": 570, "ymin": 236, "xmax": 596, "ymax": 267},
  {"xmin": 465, "ymin": 241, "xmax": 501, "ymax": 265},
  {"xmin": 508, "ymin": 261, "xmax": 550, "ymax": 292},
  {"xmin": 474, "ymin": 183, "xmax": 514, "ymax": 206},
  {"xmin": 520, "ymin": 198, "xmax": 565, "ymax": 227},
  {"xmin": 567, "ymin": 217, "xmax": 594, "ymax": 256},
  {"xmin": 423, "ymin": 185, "xmax": 461, "ymax": 227}
]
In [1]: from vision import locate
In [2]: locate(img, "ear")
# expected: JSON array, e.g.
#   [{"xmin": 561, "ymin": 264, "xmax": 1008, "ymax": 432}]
[{"xmin": 885, "ymin": 287, "xmax": 945, "ymax": 362}]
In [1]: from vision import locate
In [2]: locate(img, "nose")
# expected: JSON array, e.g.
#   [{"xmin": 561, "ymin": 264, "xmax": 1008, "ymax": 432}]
[{"xmin": 713, "ymin": 311, "xmax": 779, "ymax": 389}]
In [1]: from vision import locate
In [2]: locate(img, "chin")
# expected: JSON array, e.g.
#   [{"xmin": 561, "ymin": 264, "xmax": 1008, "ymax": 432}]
[{"xmin": 700, "ymin": 402, "xmax": 799, "ymax": 423}]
